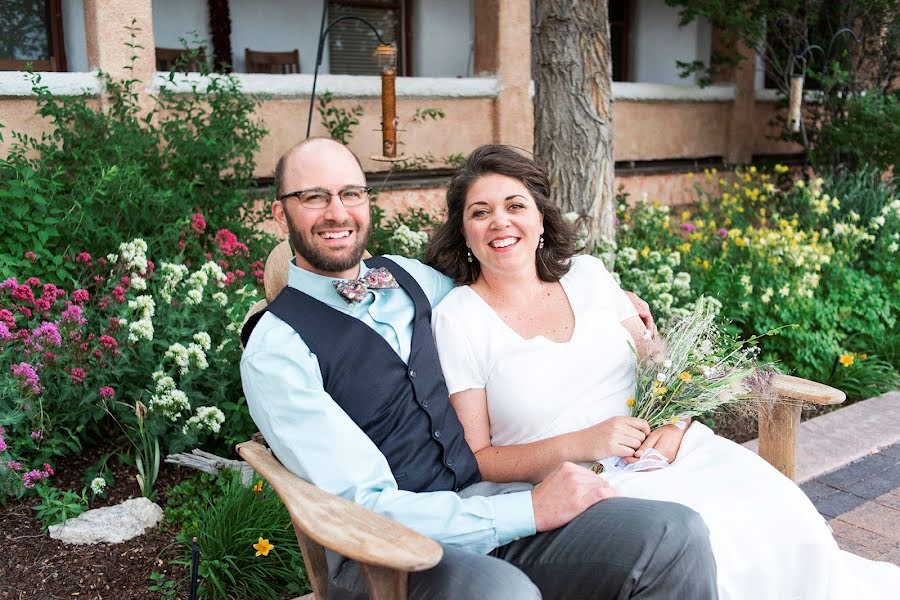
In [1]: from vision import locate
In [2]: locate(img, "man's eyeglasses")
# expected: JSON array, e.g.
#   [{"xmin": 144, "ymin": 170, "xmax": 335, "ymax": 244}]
[{"xmin": 279, "ymin": 186, "xmax": 372, "ymax": 209}]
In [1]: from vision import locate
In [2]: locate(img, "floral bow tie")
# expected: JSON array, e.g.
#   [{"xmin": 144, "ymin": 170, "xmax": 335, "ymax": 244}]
[{"xmin": 333, "ymin": 267, "xmax": 399, "ymax": 304}]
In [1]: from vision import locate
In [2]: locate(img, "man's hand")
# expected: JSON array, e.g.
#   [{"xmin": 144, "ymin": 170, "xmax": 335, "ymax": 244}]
[
  {"xmin": 624, "ymin": 421, "xmax": 689, "ymax": 465},
  {"xmin": 625, "ymin": 291, "xmax": 657, "ymax": 338},
  {"xmin": 532, "ymin": 462, "xmax": 617, "ymax": 532}
]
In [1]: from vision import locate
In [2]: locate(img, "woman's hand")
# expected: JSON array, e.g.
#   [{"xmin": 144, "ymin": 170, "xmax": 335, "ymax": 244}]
[
  {"xmin": 624, "ymin": 420, "xmax": 690, "ymax": 464},
  {"xmin": 579, "ymin": 416, "xmax": 652, "ymax": 460}
]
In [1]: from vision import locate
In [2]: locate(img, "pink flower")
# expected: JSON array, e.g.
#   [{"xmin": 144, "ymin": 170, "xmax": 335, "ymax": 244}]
[
  {"xmin": 41, "ymin": 351, "xmax": 57, "ymax": 363},
  {"xmin": 224, "ymin": 272, "xmax": 236, "ymax": 286},
  {"xmin": 22, "ymin": 468, "xmax": 50, "ymax": 488},
  {"xmin": 680, "ymin": 222, "xmax": 697, "ymax": 233},
  {"xmin": 92, "ymin": 349, "xmax": 102, "ymax": 358},
  {"xmin": 15, "ymin": 306, "xmax": 32, "ymax": 318},
  {"xmin": 0, "ymin": 432, "xmax": 6, "ymax": 452},
  {"xmin": 31, "ymin": 430, "xmax": 43, "ymax": 441},
  {"xmin": 111, "ymin": 286, "xmax": 126, "ymax": 303},
  {"xmin": 6, "ymin": 461, "xmax": 22, "ymax": 471},
  {"xmin": 191, "ymin": 212, "xmax": 207, "ymax": 234},
  {"xmin": 97, "ymin": 257, "xmax": 108, "ymax": 266},
  {"xmin": 61, "ymin": 304, "xmax": 87, "ymax": 324},
  {"xmin": 0, "ymin": 277, "xmax": 18, "ymax": 291},
  {"xmin": 214, "ymin": 229, "xmax": 249, "ymax": 256},
  {"xmin": 99, "ymin": 386, "xmax": 115, "ymax": 399},
  {"xmin": 0, "ymin": 323, "xmax": 12, "ymax": 341},
  {"xmin": 41, "ymin": 283, "xmax": 63, "ymax": 303},
  {"xmin": 0, "ymin": 309, "xmax": 16, "ymax": 328},
  {"xmin": 97, "ymin": 296, "xmax": 110, "ymax": 309},
  {"xmin": 11, "ymin": 285, "xmax": 35, "ymax": 304},
  {"xmin": 145, "ymin": 260, "xmax": 155, "ymax": 275},
  {"xmin": 24, "ymin": 251, "xmax": 37, "ymax": 262},
  {"xmin": 32, "ymin": 322, "xmax": 62, "ymax": 346},
  {"xmin": 75, "ymin": 252, "xmax": 92, "ymax": 264},
  {"xmin": 716, "ymin": 228, "xmax": 729, "ymax": 239},
  {"xmin": 93, "ymin": 275, "xmax": 106, "ymax": 284},
  {"xmin": 42, "ymin": 463, "xmax": 54, "ymax": 476},
  {"xmin": 11, "ymin": 362, "xmax": 41, "ymax": 395},
  {"xmin": 235, "ymin": 269, "xmax": 246, "ymax": 278},
  {"xmin": 99, "ymin": 335, "xmax": 119, "ymax": 352},
  {"xmin": 120, "ymin": 276, "xmax": 130, "ymax": 286},
  {"xmin": 71, "ymin": 368, "xmax": 87, "ymax": 384},
  {"xmin": 25, "ymin": 277, "xmax": 41, "ymax": 287},
  {"xmin": 33, "ymin": 298, "xmax": 51, "ymax": 313},
  {"xmin": 71, "ymin": 289, "xmax": 89, "ymax": 305}
]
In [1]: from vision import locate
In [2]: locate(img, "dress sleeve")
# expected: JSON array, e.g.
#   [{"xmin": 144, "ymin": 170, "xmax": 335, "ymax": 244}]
[
  {"xmin": 578, "ymin": 255, "xmax": 638, "ymax": 322},
  {"xmin": 431, "ymin": 296, "xmax": 487, "ymax": 394}
]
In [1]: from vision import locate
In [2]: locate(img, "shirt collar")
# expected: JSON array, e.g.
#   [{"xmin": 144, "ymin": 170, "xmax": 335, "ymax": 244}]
[{"xmin": 287, "ymin": 260, "xmax": 372, "ymax": 311}]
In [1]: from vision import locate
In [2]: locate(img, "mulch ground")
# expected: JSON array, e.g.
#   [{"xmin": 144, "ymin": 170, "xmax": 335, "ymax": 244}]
[
  {"xmin": 0, "ymin": 443, "xmax": 192, "ymax": 599},
  {"xmin": 0, "ymin": 401, "xmax": 846, "ymax": 599}
]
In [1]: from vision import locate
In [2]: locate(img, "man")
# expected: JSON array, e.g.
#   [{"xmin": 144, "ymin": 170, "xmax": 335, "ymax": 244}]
[{"xmin": 241, "ymin": 138, "xmax": 717, "ymax": 599}]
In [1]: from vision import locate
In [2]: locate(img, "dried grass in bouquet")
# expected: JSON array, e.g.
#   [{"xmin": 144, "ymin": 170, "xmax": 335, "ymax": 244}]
[{"xmin": 628, "ymin": 297, "xmax": 786, "ymax": 430}]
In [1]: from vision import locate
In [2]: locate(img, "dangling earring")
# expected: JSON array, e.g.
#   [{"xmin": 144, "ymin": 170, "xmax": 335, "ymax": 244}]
[
  {"xmin": 466, "ymin": 248, "xmax": 473, "ymax": 263},
  {"xmin": 539, "ymin": 235, "xmax": 545, "ymax": 250}
]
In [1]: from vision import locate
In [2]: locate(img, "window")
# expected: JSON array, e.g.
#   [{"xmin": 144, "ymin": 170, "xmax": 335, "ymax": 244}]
[
  {"xmin": 327, "ymin": 0, "xmax": 411, "ymax": 76},
  {"xmin": 0, "ymin": 0, "xmax": 66, "ymax": 71},
  {"xmin": 609, "ymin": 0, "xmax": 630, "ymax": 82}
]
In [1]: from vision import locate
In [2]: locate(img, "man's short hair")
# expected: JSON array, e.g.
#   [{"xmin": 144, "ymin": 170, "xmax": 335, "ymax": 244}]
[{"xmin": 273, "ymin": 137, "xmax": 366, "ymax": 199}]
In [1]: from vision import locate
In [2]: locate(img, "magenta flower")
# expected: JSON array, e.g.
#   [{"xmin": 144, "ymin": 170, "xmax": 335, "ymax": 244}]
[
  {"xmin": 33, "ymin": 298, "xmax": 51, "ymax": 312},
  {"xmin": 75, "ymin": 252, "xmax": 92, "ymax": 264},
  {"xmin": 99, "ymin": 386, "xmax": 115, "ymax": 399},
  {"xmin": 0, "ymin": 323, "xmax": 11, "ymax": 341},
  {"xmin": 111, "ymin": 286, "xmax": 126, "ymax": 303},
  {"xmin": 71, "ymin": 368, "xmax": 87, "ymax": 384},
  {"xmin": 680, "ymin": 222, "xmax": 697, "ymax": 233},
  {"xmin": 25, "ymin": 277, "xmax": 41, "ymax": 287},
  {"xmin": 716, "ymin": 228, "xmax": 729, "ymax": 239},
  {"xmin": 99, "ymin": 335, "xmax": 119, "ymax": 353},
  {"xmin": 61, "ymin": 304, "xmax": 87, "ymax": 325},
  {"xmin": 32, "ymin": 322, "xmax": 62, "ymax": 346},
  {"xmin": 22, "ymin": 468, "xmax": 49, "ymax": 488},
  {"xmin": 41, "ymin": 283, "xmax": 63, "ymax": 303},
  {"xmin": 0, "ymin": 277, "xmax": 18, "ymax": 290},
  {"xmin": 0, "ymin": 309, "xmax": 15, "ymax": 327},
  {"xmin": 31, "ymin": 430, "xmax": 43, "ymax": 441},
  {"xmin": 24, "ymin": 251, "xmax": 37, "ymax": 262},
  {"xmin": 191, "ymin": 212, "xmax": 207, "ymax": 234},
  {"xmin": 215, "ymin": 229, "xmax": 249, "ymax": 256},
  {"xmin": 11, "ymin": 362, "xmax": 41, "ymax": 395},
  {"xmin": 42, "ymin": 463, "xmax": 54, "ymax": 476},
  {"xmin": 71, "ymin": 289, "xmax": 90, "ymax": 305},
  {"xmin": 0, "ymin": 432, "xmax": 6, "ymax": 452},
  {"xmin": 11, "ymin": 285, "xmax": 35, "ymax": 304},
  {"xmin": 6, "ymin": 461, "xmax": 22, "ymax": 471}
]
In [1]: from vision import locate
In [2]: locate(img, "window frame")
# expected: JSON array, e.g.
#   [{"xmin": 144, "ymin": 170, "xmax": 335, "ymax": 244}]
[
  {"xmin": 327, "ymin": 0, "xmax": 412, "ymax": 76},
  {"xmin": 0, "ymin": 0, "xmax": 67, "ymax": 72}
]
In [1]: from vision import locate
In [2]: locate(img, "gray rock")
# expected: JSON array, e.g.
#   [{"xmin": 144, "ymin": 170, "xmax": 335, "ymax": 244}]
[{"xmin": 48, "ymin": 497, "xmax": 164, "ymax": 544}]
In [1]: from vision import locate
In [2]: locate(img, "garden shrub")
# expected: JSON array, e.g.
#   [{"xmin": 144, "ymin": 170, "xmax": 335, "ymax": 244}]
[
  {"xmin": 0, "ymin": 28, "xmax": 268, "ymax": 284},
  {"xmin": 812, "ymin": 91, "xmax": 900, "ymax": 175},
  {"xmin": 613, "ymin": 166, "xmax": 898, "ymax": 395}
]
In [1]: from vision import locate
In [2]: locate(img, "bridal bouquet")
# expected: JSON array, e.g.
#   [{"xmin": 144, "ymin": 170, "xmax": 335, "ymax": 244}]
[{"xmin": 628, "ymin": 297, "xmax": 780, "ymax": 429}]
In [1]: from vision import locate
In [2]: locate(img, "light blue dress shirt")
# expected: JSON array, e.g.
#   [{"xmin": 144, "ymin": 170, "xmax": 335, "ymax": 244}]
[{"xmin": 240, "ymin": 255, "xmax": 536, "ymax": 554}]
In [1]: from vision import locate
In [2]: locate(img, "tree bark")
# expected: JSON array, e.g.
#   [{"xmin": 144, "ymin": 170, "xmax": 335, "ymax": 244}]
[{"xmin": 532, "ymin": 0, "xmax": 615, "ymax": 257}]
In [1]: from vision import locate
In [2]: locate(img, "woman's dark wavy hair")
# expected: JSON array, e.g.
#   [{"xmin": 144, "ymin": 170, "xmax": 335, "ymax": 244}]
[{"xmin": 425, "ymin": 144, "xmax": 577, "ymax": 285}]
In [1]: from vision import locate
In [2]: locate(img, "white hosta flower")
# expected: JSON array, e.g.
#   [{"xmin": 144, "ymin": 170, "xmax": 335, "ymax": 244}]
[
  {"xmin": 193, "ymin": 332, "xmax": 212, "ymax": 351},
  {"xmin": 182, "ymin": 406, "xmax": 225, "ymax": 435},
  {"xmin": 90, "ymin": 477, "xmax": 107, "ymax": 495},
  {"xmin": 212, "ymin": 291, "xmax": 228, "ymax": 306}
]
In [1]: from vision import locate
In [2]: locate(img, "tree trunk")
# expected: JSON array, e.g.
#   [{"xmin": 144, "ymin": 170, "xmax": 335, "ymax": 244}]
[{"xmin": 532, "ymin": 0, "xmax": 615, "ymax": 258}]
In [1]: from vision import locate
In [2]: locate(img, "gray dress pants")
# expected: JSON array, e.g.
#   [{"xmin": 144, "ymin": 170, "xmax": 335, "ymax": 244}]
[{"xmin": 329, "ymin": 482, "xmax": 718, "ymax": 599}]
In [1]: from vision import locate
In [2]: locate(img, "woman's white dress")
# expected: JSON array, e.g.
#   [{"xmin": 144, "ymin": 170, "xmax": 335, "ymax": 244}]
[{"xmin": 432, "ymin": 255, "xmax": 900, "ymax": 600}]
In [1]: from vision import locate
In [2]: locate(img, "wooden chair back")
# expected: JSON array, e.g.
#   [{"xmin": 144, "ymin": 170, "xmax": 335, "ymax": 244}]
[
  {"xmin": 245, "ymin": 48, "xmax": 301, "ymax": 74},
  {"xmin": 155, "ymin": 47, "xmax": 207, "ymax": 72}
]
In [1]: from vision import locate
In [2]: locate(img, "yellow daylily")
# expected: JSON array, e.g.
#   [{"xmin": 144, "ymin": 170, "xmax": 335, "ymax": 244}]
[
  {"xmin": 254, "ymin": 537, "xmax": 275, "ymax": 557},
  {"xmin": 838, "ymin": 354, "xmax": 854, "ymax": 367},
  {"xmin": 252, "ymin": 481, "xmax": 264, "ymax": 493}
]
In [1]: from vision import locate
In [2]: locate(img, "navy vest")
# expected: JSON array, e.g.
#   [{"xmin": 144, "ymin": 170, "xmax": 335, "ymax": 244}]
[{"xmin": 242, "ymin": 257, "xmax": 481, "ymax": 493}]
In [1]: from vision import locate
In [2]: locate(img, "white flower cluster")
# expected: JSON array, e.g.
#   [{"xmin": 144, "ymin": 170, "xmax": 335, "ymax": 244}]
[
  {"xmin": 615, "ymin": 245, "xmax": 693, "ymax": 328},
  {"xmin": 158, "ymin": 262, "xmax": 189, "ymax": 303},
  {"xmin": 118, "ymin": 239, "xmax": 149, "ymax": 276},
  {"xmin": 164, "ymin": 338, "xmax": 209, "ymax": 375},
  {"xmin": 148, "ymin": 371, "xmax": 190, "ymax": 420},
  {"xmin": 127, "ymin": 295, "xmax": 156, "ymax": 342},
  {"xmin": 390, "ymin": 224, "xmax": 430, "ymax": 257},
  {"xmin": 90, "ymin": 476, "xmax": 107, "ymax": 495},
  {"xmin": 182, "ymin": 406, "xmax": 225, "ymax": 435},
  {"xmin": 183, "ymin": 262, "xmax": 228, "ymax": 305}
]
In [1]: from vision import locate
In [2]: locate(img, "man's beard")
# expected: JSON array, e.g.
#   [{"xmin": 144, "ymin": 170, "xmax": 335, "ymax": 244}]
[{"xmin": 284, "ymin": 212, "xmax": 371, "ymax": 274}]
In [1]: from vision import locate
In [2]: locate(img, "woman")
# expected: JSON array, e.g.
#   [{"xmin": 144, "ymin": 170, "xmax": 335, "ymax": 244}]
[{"xmin": 426, "ymin": 144, "xmax": 900, "ymax": 599}]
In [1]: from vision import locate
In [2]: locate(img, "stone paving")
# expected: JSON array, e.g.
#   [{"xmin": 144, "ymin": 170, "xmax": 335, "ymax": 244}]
[{"xmin": 802, "ymin": 441, "xmax": 900, "ymax": 565}]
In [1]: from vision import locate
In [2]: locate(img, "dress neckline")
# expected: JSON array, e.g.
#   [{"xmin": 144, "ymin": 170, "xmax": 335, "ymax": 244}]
[{"xmin": 461, "ymin": 271, "xmax": 578, "ymax": 345}]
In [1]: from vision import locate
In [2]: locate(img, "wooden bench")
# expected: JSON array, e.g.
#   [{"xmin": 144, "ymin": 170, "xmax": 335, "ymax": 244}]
[{"xmin": 237, "ymin": 240, "xmax": 845, "ymax": 599}]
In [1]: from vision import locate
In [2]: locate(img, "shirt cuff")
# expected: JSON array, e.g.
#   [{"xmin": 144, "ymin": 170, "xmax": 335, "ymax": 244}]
[{"xmin": 489, "ymin": 490, "xmax": 536, "ymax": 546}]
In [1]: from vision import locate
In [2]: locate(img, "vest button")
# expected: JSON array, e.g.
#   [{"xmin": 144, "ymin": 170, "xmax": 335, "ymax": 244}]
[
  {"xmin": 433, "ymin": 429, "xmax": 442, "ymax": 439},
  {"xmin": 409, "ymin": 369, "xmax": 417, "ymax": 378},
  {"xmin": 421, "ymin": 399, "xmax": 429, "ymax": 408},
  {"xmin": 445, "ymin": 458, "xmax": 454, "ymax": 467}
]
